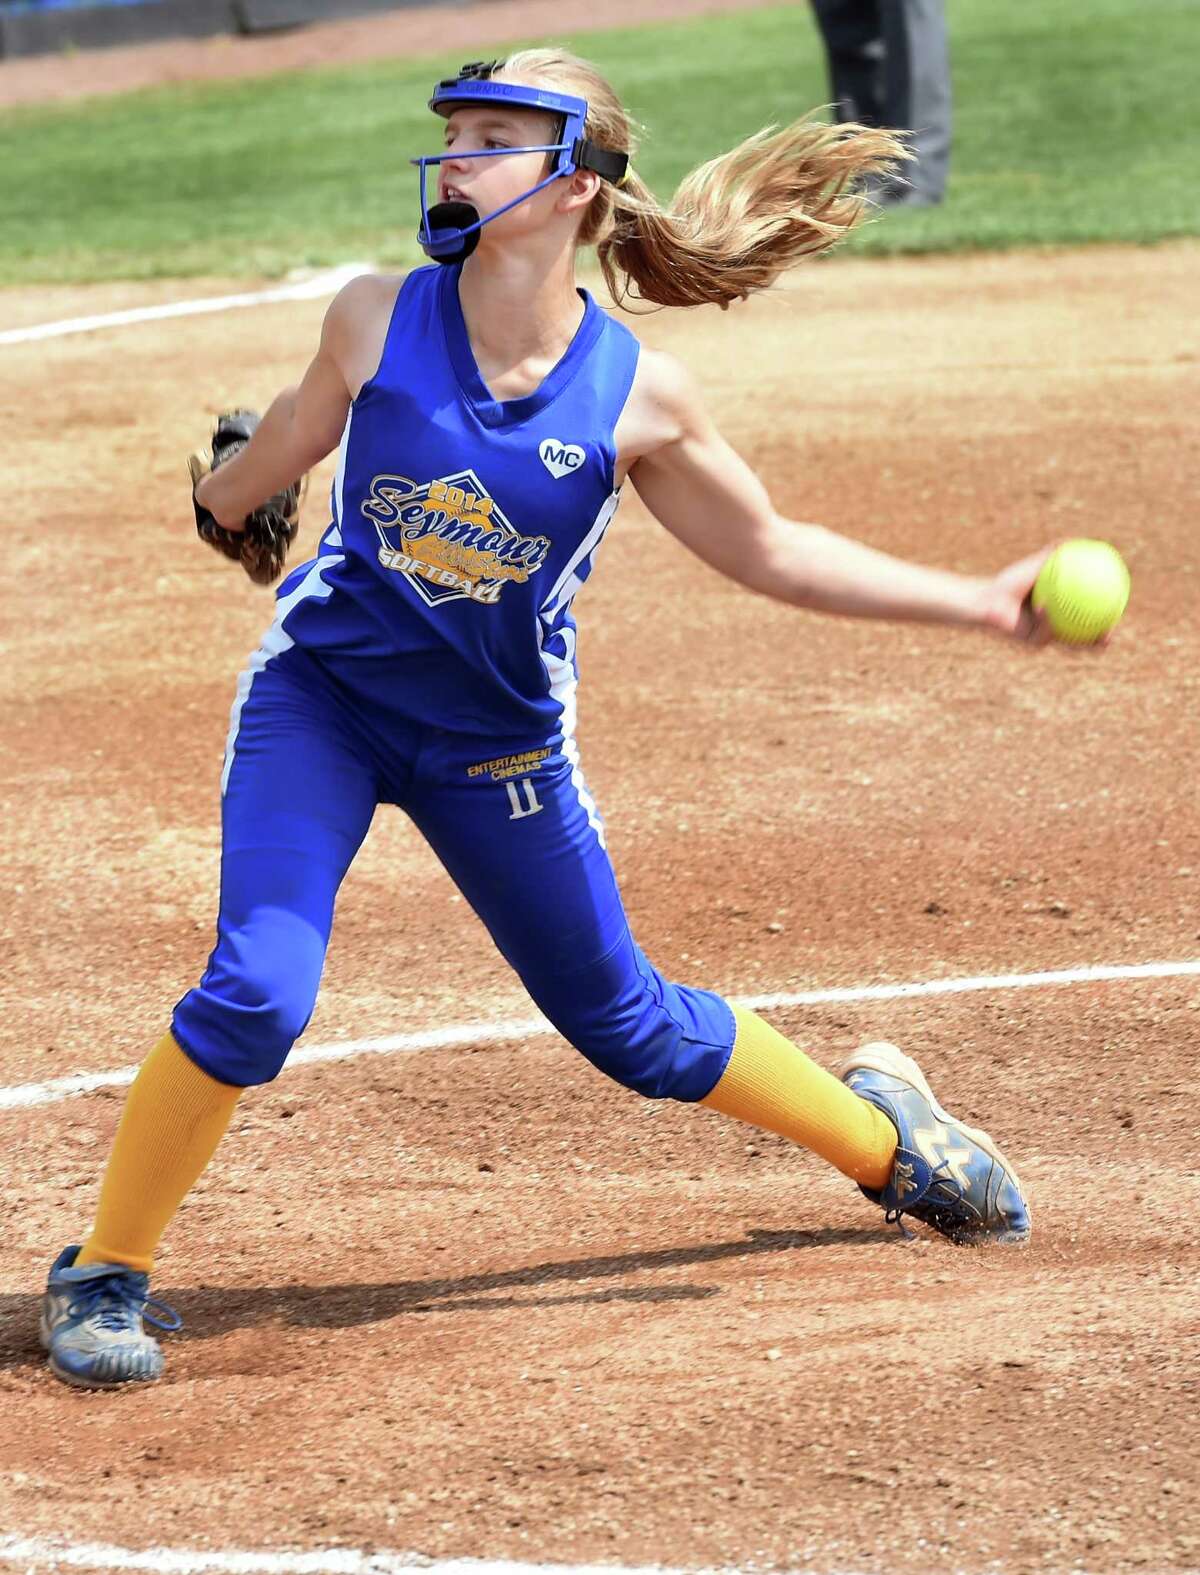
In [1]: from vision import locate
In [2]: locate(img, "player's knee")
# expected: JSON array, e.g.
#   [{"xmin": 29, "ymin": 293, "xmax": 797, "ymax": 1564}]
[
  {"xmin": 241, "ymin": 980, "xmax": 317, "ymax": 1075},
  {"xmin": 542, "ymin": 959, "xmax": 733, "ymax": 1102},
  {"xmin": 172, "ymin": 908, "xmax": 325, "ymax": 1085},
  {"xmin": 569, "ymin": 1017, "xmax": 700, "ymax": 1099},
  {"xmin": 174, "ymin": 977, "xmax": 317, "ymax": 1086}
]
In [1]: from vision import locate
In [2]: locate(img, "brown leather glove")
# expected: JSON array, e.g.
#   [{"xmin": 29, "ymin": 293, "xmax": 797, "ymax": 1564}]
[{"xmin": 188, "ymin": 409, "xmax": 303, "ymax": 586}]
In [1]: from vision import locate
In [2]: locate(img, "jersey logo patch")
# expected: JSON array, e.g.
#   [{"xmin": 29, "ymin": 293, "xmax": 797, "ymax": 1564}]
[
  {"xmin": 539, "ymin": 438, "xmax": 586, "ymax": 479},
  {"xmin": 364, "ymin": 469, "xmax": 551, "ymax": 608}
]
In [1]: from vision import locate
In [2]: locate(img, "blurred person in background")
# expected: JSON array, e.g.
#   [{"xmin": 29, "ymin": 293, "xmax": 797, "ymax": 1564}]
[{"xmin": 811, "ymin": 0, "xmax": 951, "ymax": 207}]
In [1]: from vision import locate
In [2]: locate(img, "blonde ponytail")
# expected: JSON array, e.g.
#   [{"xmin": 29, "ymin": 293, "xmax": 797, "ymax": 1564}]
[
  {"xmin": 497, "ymin": 48, "xmax": 909, "ymax": 312},
  {"xmin": 602, "ymin": 119, "xmax": 906, "ymax": 310}
]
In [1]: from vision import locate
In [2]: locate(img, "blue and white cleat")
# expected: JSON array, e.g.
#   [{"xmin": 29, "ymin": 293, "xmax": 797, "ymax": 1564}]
[
  {"xmin": 41, "ymin": 1246, "xmax": 182, "ymax": 1388},
  {"xmin": 840, "ymin": 1042, "xmax": 1031, "ymax": 1245}
]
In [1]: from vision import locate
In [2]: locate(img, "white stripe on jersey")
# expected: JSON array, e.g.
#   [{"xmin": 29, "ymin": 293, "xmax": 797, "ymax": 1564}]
[
  {"xmin": 538, "ymin": 621, "xmax": 606, "ymax": 849},
  {"xmin": 326, "ymin": 406, "xmax": 351, "ymax": 548},
  {"xmin": 220, "ymin": 413, "xmax": 355, "ymax": 794},
  {"xmin": 219, "ymin": 553, "xmax": 345, "ymax": 794},
  {"xmin": 539, "ymin": 486, "xmax": 621, "ymax": 622},
  {"xmin": 534, "ymin": 482, "xmax": 619, "ymax": 847}
]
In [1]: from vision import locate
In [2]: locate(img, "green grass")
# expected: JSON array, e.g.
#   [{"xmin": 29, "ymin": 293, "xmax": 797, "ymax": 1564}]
[{"xmin": 1, "ymin": 0, "xmax": 1197, "ymax": 284}]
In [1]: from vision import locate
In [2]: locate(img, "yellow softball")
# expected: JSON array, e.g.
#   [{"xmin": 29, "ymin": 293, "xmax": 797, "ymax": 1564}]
[{"xmin": 1032, "ymin": 539, "xmax": 1131, "ymax": 645}]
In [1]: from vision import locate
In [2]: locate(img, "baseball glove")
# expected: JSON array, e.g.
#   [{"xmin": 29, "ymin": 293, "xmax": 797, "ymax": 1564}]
[{"xmin": 188, "ymin": 409, "xmax": 304, "ymax": 586}]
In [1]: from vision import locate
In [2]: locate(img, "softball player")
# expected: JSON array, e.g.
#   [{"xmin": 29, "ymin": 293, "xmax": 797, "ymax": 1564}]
[{"xmin": 42, "ymin": 50, "xmax": 1057, "ymax": 1389}]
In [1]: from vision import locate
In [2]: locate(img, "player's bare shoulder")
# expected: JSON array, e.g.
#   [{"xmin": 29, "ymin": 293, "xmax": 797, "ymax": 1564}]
[
  {"xmin": 614, "ymin": 347, "xmax": 704, "ymax": 483},
  {"xmin": 324, "ymin": 272, "xmax": 405, "ymax": 401}
]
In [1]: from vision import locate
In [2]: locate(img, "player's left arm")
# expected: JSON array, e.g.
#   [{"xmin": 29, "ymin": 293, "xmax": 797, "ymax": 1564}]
[
  {"xmin": 193, "ymin": 275, "xmax": 373, "ymax": 531},
  {"xmin": 628, "ymin": 353, "xmax": 1048, "ymax": 642}
]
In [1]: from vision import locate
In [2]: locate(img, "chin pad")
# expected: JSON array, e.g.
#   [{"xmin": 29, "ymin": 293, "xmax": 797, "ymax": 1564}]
[{"xmin": 421, "ymin": 200, "xmax": 482, "ymax": 264}]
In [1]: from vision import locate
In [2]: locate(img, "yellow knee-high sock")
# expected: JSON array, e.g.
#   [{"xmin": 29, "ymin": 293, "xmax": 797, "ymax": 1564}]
[
  {"xmin": 75, "ymin": 1032, "xmax": 243, "ymax": 1274},
  {"xmin": 702, "ymin": 1006, "xmax": 896, "ymax": 1189}
]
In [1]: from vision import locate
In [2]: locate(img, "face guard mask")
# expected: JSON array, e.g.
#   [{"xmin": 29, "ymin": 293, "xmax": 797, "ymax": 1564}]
[{"xmin": 412, "ymin": 60, "xmax": 629, "ymax": 264}]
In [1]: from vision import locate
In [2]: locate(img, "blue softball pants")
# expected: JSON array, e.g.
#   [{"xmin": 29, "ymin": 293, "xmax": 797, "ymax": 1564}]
[{"xmin": 172, "ymin": 644, "xmax": 736, "ymax": 1098}]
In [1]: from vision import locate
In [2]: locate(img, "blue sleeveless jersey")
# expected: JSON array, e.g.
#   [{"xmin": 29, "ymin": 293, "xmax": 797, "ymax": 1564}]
[{"xmin": 271, "ymin": 264, "xmax": 641, "ymax": 735}]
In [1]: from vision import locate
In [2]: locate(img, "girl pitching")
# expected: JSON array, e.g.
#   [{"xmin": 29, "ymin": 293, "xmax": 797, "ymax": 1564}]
[{"xmin": 43, "ymin": 50, "xmax": 1055, "ymax": 1388}]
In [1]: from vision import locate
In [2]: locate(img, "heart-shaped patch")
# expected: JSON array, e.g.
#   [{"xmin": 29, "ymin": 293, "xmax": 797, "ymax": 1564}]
[{"xmin": 539, "ymin": 438, "xmax": 586, "ymax": 479}]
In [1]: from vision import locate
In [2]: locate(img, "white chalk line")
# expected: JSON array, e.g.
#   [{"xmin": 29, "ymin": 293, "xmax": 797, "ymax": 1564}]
[
  {"xmin": 0, "ymin": 263, "xmax": 371, "ymax": 347},
  {"xmin": 0, "ymin": 1539, "xmax": 843, "ymax": 1575},
  {"xmin": 4, "ymin": 958, "xmax": 1199, "ymax": 1114}
]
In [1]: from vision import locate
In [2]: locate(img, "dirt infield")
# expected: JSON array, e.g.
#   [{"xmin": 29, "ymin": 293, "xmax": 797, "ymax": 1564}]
[{"xmin": 1, "ymin": 242, "xmax": 1198, "ymax": 1575}]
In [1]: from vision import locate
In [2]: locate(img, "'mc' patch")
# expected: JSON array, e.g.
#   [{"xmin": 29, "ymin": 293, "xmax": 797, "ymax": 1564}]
[{"xmin": 539, "ymin": 438, "xmax": 586, "ymax": 479}]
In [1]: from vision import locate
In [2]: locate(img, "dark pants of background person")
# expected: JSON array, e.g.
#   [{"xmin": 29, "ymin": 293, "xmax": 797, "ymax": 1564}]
[{"xmin": 811, "ymin": 0, "xmax": 951, "ymax": 205}]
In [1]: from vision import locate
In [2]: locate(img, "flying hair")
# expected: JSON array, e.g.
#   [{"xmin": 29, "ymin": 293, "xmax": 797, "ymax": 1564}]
[{"xmin": 495, "ymin": 48, "xmax": 910, "ymax": 312}]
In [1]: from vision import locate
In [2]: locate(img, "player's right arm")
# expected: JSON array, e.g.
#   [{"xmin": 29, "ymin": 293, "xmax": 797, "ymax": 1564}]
[
  {"xmin": 194, "ymin": 274, "xmax": 395, "ymax": 532},
  {"xmin": 620, "ymin": 349, "xmax": 1053, "ymax": 643}
]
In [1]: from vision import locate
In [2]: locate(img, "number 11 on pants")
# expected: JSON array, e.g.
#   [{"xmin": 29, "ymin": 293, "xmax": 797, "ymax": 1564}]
[{"xmin": 505, "ymin": 777, "xmax": 543, "ymax": 820}]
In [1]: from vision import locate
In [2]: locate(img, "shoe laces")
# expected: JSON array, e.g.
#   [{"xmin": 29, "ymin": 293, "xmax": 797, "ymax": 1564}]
[
  {"xmin": 67, "ymin": 1273, "xmax": 182, "ymax": 1335},
  {"xmin": 886, "ymin": 1157, "xmax": 971, "ymax": 1240}
]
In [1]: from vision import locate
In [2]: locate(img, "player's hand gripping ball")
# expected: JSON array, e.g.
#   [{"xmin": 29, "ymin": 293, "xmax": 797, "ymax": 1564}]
[
  {"xmin": 1032, "ymin": 539, "xmax": 1130, "ymax": 645},
  {"xmin": 188, "ymin": 410, "xmax": 305, "ymax": 586}
]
